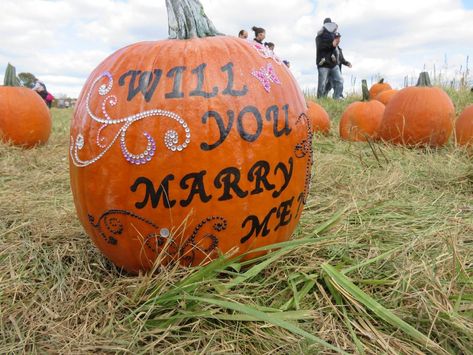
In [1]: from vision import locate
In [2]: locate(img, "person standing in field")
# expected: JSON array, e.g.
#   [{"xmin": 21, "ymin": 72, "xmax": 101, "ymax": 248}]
[
  {"xmin": 325, "ymin": 32, "xmax": 352, "ymax": 99},
  {"xmin": 252, "ymin": 26, "xmax": 266, "ymax": 44},
  {"xmin": 315, "ymin": 17, "xmax": 339, "ymax": 98},
  {"xmin": 32, "ymin": 80, "xmax": 54, "ymax": 108},
  {"xmin": 238, "ymin": 29, "xmax": 248, "ymax": 39},
  {"xmin": 265, "ymin": 42, "xmax": 290, "ymax": 68},
  {"xmin": 264, "ymin": 42, "xmax": 275, "ymax": 54}
]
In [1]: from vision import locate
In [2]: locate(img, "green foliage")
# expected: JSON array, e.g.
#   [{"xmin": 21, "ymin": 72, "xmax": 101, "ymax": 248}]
[{"xmin": 18, "ymin": 72, "xmax": 37, "ymax": 88}]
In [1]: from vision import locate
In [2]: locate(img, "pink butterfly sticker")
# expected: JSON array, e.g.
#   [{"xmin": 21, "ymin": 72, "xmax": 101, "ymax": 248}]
[{"xmin": 251, "ymin": 63, "xmax": 281, "ymax": 93}]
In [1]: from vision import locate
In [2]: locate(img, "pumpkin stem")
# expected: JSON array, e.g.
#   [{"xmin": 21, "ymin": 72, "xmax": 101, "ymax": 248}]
[
  {"xmin": 362, "ymin": 79, "xmax": 370, "ymax": 101},
  {"xmin": 378, "ymin": 78, "xmax": 384, "ymax": 84},
  {"xmin": 416, "ymin": 72, "xmax": 432, "ymax": 87},
  {"xmin": 3, "ymin": 63, "xmax": 22, "ymax": 87},
  {"xmin": 165, "ymin": 0, "xmax": 223, "ymax": 39}
]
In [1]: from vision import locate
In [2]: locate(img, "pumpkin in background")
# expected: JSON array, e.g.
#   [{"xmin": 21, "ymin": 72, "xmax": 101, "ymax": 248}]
[
  {"xmin": 0, "ymin": 63, "xmax": 51, "ymax": 148},
  {"xmin": 369, "ymin": 78, "xmax": 392, "ymax": 99},
  {"xmin": 69, "ymin": 0, "xmax": 312, "ymax": 274},
  {"xmin": 339, "ymin": 80, "xmax": 385, "ymax": 142},
  {"xmin": 379, "ymin": 72, "xmax": 454, "ymax": 147},
  {"xmin": 306, "ymin": 100, "xmax": 330, "ymax": 134},
  {"xmin": 374, "ymin": 89, "xmax": 398, "ymax": 106},
  {"xmin": 455, "ymin": 105, "xmax": 473, "ymax": 146}
]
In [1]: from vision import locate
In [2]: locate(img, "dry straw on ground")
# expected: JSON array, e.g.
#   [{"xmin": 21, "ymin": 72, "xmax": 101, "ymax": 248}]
[{"xmin": 1, "ymin": 91, "xmax": 472, "ymax": 354}]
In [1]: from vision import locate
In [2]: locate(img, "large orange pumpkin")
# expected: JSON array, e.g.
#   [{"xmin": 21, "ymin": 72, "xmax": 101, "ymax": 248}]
[
  {"xmin": 0, "ymin": 64, "xmax": 51, "ymax": 148},
  {"xmin": 306, "ymin": 100, "xmax": 330, "ymax": 134},
  {"xmin": 455, "ymin": 105, "xmax": 473, "ymax": 146},
  {"xmin": 379, "ymin": 72, "xmax": 454, "ymax": 147},
  {"xmin": 69, "ymin": 0, "xmax": 312, "ymax": 274},
  {"xmin": 369, "ymin": 78, "xmax": 392, "ymax": 99},
  {"xmin": 339, "ymin": 80, "xmax": 385, "ymax": 142},
  {"xmin": 374, "ymin": 89, "xmax": 398, "ymax": 106}
]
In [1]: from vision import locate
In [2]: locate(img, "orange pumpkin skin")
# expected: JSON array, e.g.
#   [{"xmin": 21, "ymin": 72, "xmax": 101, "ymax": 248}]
[
  {"xmin": 374, "ymin": 89, "xmax": 398, "ymax": 106},
  {"xmin": 455, "ymin": 105, "xmax": 473, "ymax": 146},
  {"xmin": 369, "ymin": 81, "xmax": 392, "ymax": 99},
  {"xmin": 379, "ymin": 87, "xmax": 454, "ymax": 147},
  {"xmin": 339, "ymin": 100, "xmax": 385, "ymax": 141},
  {"xmin": 0, "ymin": 87, "xmax": 51, "ymax": 147},
  {"xmin": 306, "ymin": 101, "xmax": 330, "ymax": 134},
  {"xmin": 69, "ymin": 37, "xmax": 312, "ymax": 273}
]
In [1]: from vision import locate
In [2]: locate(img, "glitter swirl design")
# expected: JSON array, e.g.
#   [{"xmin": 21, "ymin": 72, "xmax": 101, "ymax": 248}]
[
  {"xmin": 70, "ymin": 71, "xmax": 191, "ymax": 167},
  {"xmin": 294, "ymin": 112, "xmax": 314, "ymax": 204}
]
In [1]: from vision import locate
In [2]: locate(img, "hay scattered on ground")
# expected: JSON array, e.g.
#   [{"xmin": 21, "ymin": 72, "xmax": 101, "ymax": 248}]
[{"xmin": 1, "ymin": 93, "xmax": 472, "ymax": 354}]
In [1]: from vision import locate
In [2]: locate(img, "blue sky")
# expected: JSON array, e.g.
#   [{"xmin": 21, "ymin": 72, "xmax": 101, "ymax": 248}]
[
  {"xmin": 463, "ymin": 0, "xmax": 473, "ymax": 8},
  {"xmin": 0, "ymin": 0, "xmax": 472, "ymax": 97}
]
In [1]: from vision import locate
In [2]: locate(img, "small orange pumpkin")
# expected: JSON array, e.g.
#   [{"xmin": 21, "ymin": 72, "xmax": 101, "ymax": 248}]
[
  {"xmin": 455, "ymin": 105, "xmax": 473, "ymax": 146},
  {"xmin": 379, "ymin": 72, "xmax": 454, "ymax": 147},
  {"xmin": 69, "ymin": 0, "xmax": 312, "ymax": 274},
  {"xmin": 339, "ymin": 80, "xmax": 385, "ymax": 142},
  {"xmin": 369, "ymin": 78, "xmax": 392, "ymax": 99},
  {"xmin": 374, "ymin": 89, "xmax": 398, "ymax": 106},
  {"xmin": 0, "ymin": 64, "xmax": 51, "ymax": 148},
  {"xmin": 306, "ymin": 100, "xmax": 330, "ymax": 134}
]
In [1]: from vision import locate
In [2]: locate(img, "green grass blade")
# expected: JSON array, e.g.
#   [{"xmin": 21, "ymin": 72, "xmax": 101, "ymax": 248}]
[
  {"xmin": 322, "ymin": 264, "xmax": 446, "ymax": 354},
  {"xmin": 132, "ymin": 254, "xmax": 235, "ymax": 316},
  {"xmin": 223, "ymin": 248, "xmax": 288, "ymax": 290},
  {"xmin": 323, "ymin": 275, "xmax": 366, "ymax": 355},
  {"xmin": 171, "ymin": 294, "xmax": 349, "ymax": 355},
  {"xmin": 145, "ymin": 309, "xmax": 317, "ymax": 325},
  {"xmin": 341, "ymin": 246, "xmax": 402, "ymax": 275}
]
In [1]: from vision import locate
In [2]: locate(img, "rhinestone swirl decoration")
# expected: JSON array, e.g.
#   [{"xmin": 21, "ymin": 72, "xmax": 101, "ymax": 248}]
[
  {"xmin": 294, "ymin": 113, "xmax": 314, "ymax": 204},
  {"xmin": 70, "ymin": 71, "xmax": 191, "ymax": 167}
]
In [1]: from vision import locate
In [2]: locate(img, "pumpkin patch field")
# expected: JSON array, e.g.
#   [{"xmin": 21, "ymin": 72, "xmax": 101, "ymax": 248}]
[{"xmin": 1, "ymin": 88, "xmax": 472, "ymax": 353}]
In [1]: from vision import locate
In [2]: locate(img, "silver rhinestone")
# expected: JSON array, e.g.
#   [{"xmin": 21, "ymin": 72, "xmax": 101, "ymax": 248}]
[
  {"xmin": 160, "ymin": 228, "xmax": 170, "ymax": 238},
  {"xmin": 76, "ymin": 134, "xmax": 84, "ymax": 150}
]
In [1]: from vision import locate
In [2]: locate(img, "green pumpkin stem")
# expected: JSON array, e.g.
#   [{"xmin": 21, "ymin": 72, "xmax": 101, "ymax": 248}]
[
  {"xmin": 362, "ymin": 79, "xmax": 370, "ymax": 101},
  {"xmin": 378, "ymin": 78, "xmax": 384, "ymax": 84},
  {"xmin": 416, "ymin": 72, "xmax": 432, "ymax": 87},
  {"xmin": 165, "ymin": 0, "xmax": 222, "ymax": 39},
  {"xmin": 3, "ymin": 63, "xmax": 22, "ymax": 87}
]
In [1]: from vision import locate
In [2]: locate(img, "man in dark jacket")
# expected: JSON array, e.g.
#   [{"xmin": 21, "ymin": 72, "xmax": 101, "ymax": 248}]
[
  {"xmin": 315, "ymin": 18, "xmax": 339, "ymax": 98},
  {"xmin": 325, "ymin": 32, "xmax": 352, "ymax": 98}
]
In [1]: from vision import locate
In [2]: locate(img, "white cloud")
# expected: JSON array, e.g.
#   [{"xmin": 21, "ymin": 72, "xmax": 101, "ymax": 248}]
[{"xmin": 0, "ymin": 0, "xmax": 472, "ymax": 97}]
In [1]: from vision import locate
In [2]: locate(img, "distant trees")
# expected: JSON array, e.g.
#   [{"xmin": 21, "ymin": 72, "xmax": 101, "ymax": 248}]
[{"xmin": 18, "ymin": 72, "xmax": 37, "ymax": 88}]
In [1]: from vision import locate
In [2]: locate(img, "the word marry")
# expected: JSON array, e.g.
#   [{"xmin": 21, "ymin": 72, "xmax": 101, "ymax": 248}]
[{"xmin": 130, "ymin": 157, "xmax": 293, "ymax": 209}]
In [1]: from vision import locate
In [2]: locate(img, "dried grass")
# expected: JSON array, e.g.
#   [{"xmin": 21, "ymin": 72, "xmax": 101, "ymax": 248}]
[{"xmin": 1, "ymin": 95, "xmax": 472, "ymax": 354}]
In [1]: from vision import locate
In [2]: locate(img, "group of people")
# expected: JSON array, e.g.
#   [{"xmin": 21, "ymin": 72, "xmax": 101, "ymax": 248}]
[
  {"xmin": 316, "ymin": 18, "xmax": 351, "ymax": 99},
  {"xmin": 238, "ymin": 27, "xmax": 290, "ymax": 68},
  {"xmin": 237, "ymin": 18, "xmax": 351, "ymax": 99}
]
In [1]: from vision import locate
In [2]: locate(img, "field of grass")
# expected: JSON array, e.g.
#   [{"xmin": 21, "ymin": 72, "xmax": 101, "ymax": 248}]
[{"xmin": 1, "ymin": 90, "xmax": 472, "ymax": 354}]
